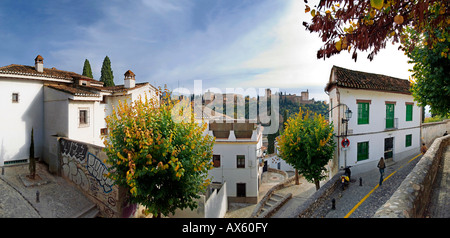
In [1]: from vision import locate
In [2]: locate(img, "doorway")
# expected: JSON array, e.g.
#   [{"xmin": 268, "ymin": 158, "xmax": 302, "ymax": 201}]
[
  {"xmin": 384, "ymin": 137, "xmax": 394, "ymax": 161},
  {"xmin": 236, "ymin": 183, "xmax": 246, "ymax": 197}
]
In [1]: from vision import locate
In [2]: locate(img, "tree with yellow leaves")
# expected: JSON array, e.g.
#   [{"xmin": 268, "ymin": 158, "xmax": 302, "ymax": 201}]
[
  {"xmin": 103, "ymin": 87, "xmax": 214, "ymax": 218},
  {"xmin": 277, "ymin": 108, "xmax": 335, "ymax": 190}
]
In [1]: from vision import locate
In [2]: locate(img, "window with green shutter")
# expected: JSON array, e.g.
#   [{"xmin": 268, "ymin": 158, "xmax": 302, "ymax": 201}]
[
  {"xmin": 405, "ymin": 134, "xmax": 412, "ymax": 147},
  {"xmin": 386, "ymin": 103, "xmax": 395, "ymax": 129},
  {"xmin": 357, "ymin": 141, "xmax": 369, "ymax": 161},
  {"xmin": 406, "ymin": 104, "xmax": 413, "ymax": 121},
  {"xmin": 357, "ymin": 102, "xmax": 370, "ymax": 125}
]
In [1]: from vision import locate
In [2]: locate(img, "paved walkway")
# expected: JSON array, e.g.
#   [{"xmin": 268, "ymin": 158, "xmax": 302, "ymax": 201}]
[
  {"xmin": 425, "ymin": 146, "xmax": 450, "ymax": 217},
  {"xmin": 309, "ymin": 153, "xmax": 422, "ymax": 218},
  {"xmin": 0, "ymin": 162, "xmax": 95, "ymax": 218},
  {"xmin": 225, "ymin": 170, "xmax": 323, "ymax": 218}
]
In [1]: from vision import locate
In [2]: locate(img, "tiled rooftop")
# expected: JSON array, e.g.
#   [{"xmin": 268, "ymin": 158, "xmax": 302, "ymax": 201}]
[
  {"xmin": 325, "ymin": 66, "xmax": 411, "ymax": 94},
  {"xmin": 46, "ymin": 84, "xmax": 101, "ymax": 97},
  {"xmin": 0, "ymin": 64, "xmax": 98, "ymax": 82}
]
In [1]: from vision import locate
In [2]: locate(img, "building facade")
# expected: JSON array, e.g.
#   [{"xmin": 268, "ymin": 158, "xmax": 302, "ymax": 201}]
[
  {"xmin": 325, "ymin": 66, "xmax": 421, "ymax": 176},
  {"xmin": 206, "ymin": 120, "xmax": 264, "ymax": 203},
  {"xmin": 0, "ymin": 55, "xmax": 157, "ymax": 173}
]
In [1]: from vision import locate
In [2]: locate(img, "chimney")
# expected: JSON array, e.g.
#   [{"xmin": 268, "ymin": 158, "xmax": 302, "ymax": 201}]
[
  {"xmin": 35, "ymin": 55, "xmax": 44, "ymax": 73},
  {"xmin": 124, "ymin": 70, "xmax": 135, "ymax": 88}
]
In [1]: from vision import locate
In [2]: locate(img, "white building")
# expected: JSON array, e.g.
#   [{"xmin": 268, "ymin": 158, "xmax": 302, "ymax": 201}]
[
  {"xmin": 325, "ymin": 66, "xmax": 421, "ymax": 176},
  {"xmin": 206, "ymin": 120, "xmax": 264, "ymax": 203},
  {"xmin": 0, "ymin": 55, "xmax": 157, "ymax": 172}
]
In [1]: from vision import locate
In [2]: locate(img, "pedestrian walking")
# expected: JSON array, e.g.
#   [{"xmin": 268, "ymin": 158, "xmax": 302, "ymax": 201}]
[
  {"xmin": 421, "ymin": 143, "xmax": 428, "ymax": 155},
  {"xmin": 377, "ymin": 157, "xmax": 386, "ymax": 186}
]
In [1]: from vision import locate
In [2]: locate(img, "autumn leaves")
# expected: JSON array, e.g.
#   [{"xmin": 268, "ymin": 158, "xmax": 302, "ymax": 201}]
[{"xmin": 103, "ymin": 88, "xmax": 215, "ymax": 217}]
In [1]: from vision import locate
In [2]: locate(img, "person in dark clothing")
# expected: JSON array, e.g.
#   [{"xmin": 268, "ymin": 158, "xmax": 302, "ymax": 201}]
[
  {"xmin": 377, "ymin": 157, "xmax": 386, "ymax": 186},
  {"xmin": 421, "ymin": 143, "xmax": 428, "ymax": 155}
]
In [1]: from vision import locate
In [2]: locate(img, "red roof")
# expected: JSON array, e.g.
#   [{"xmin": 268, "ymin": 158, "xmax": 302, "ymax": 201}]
[
  {"xmin": 325, "ymin": 66, "xmax": 411, "ymax": 94},
  {"xmin": 0, "ymin": 64, "xmax": 100, "ymax": 82},
  {"xmin": 46, "ymin": 84, "xmax": 100, "ymax": 97}
]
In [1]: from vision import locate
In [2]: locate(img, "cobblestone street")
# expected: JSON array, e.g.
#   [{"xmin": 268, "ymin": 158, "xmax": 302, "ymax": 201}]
[{"xmin": 308, "ymin": 154, "xmax": 422, "ymax": 218}]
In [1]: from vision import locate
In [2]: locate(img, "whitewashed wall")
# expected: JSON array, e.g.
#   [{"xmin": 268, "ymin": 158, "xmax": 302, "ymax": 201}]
[
  {"xmin": 329, "ymin": 87, "xmax": 421, "ymax": 175},
  {"xmin": 208, "ymin": 141, "xmax": 260, "ymax": 202},
  {"xmin": 0, "ymin": 78, "xmax": 44, "ymax": 165}
]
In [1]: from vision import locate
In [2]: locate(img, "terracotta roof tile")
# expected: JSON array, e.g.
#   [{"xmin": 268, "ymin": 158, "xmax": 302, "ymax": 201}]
[
  {"xmin": 86, "ymin": 82, "xmax": 149, "ymax": 93},
  {"xmin": 0, "ymin": 64, "xmax": 100, "ymax": 82},
  {"xmin": 46, "ymin": 84, "xmax": 100, "ymax": 97},
  {"xmin": 325, "ymin": 66, "xmax": 411, "ymax": 94}
]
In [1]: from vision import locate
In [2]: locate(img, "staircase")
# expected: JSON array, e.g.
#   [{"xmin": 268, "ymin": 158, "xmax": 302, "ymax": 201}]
[
  {"xmin": 72, "ymin": 204, "xmax": 100, "ymax": 218},
  {"xmin": 253, "ymin": 193, "xmax": 292, "ymax": 218}
]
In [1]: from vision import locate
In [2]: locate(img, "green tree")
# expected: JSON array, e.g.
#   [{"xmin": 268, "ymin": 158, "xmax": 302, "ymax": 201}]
[
  {"xmin": 82, "ymin": 59, "xmax": 93, "ymax": 78},
  {"xmin": 100, "ymin": 56, "xmax": 115, "ymax": 86},
  {"xmin": 103, "ymin": 87, "xmax": 214, "ymax": 218},
  {"xmin": 404, "ymin": 21, "xmax": 450, "ymax": 117},
  {"xmin": 277, "ymin": 108, "xmax": 336, "ymax": 190}
]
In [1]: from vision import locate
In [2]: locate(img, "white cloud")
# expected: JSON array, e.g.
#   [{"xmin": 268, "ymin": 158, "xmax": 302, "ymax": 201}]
[
  {"xmin": 141, "ymin": 0, "xmax": 183, "ymax": 13},
  {"xmin": 238, "ymin": 0, "xmax": 413, "ymax": 101}
]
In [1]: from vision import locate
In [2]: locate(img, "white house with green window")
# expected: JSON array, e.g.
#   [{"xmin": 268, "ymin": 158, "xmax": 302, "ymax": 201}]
[{"xmin": 325, "ymin": 66, "xmax": 421, "ymax": 175}]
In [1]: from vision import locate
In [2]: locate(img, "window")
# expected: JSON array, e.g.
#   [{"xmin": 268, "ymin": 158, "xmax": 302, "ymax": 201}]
[
  {"xmin": 357, "ymin": 141, "xmax": 369, "ymax": 161},
  {"xmin": 357, "ymin": 102, "xmax": 370, "ymax": 124},
  {"xmin": 386, "ymin": 103, "xmax": 395, "ymax": 129},
  {"xmin": 12, "ymin": 93, "xmax": 19, "ymax": 103},
  {"xmin": 79, "ymin": 109, "xmax": 89, "ymax": 126},
  {"xmin": 100, "ymin": 128, "xmax": 108, "ymax": 136},
  {"xmin": 406, "ymin": 103, "xmax": 413, "ymax": 121},
  {"xmin": 236, "ymin": 155, "xmax": 245, "ymax": 168},
  {"xmin": 236, "ymin": 183, "xmax": 246, "ymax": 197},
  {"xmin": 405, "ymin": 134, "xmax": 412, "ymax": 147},
  {"xmin": 213, "ymin": 155, "xmax": 221, "ymax": 168}
]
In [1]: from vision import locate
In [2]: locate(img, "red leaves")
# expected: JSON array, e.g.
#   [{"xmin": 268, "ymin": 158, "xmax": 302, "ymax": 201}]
[{"xmin": 304, "ymin": 0, "xmax": 449, "ymax": 61}]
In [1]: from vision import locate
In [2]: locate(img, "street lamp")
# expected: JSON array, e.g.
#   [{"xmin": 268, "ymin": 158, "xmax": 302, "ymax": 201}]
[
  {"xmin": 326, "ymin": 103, "xmax": 352, "ymax": 136},
  {"xmin": 345, "ymin": 108, "xmax": 352, "ymax": 120},
  {"xmin": 342, "ymin": 108, "xmax": 352, "ymax": 137}
]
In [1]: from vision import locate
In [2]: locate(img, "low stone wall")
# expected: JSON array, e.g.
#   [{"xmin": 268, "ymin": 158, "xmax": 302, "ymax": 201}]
[
  {"xmin": 373, "ymin": 135, "xmax": 450, "ymax": 218},
  {"xmin": 421, "ymin": 119, "xmax": 450, "ymax": 146},
  {"xmin": 294, "ymin": 173, "xmax": 341, "ymax": 218}
]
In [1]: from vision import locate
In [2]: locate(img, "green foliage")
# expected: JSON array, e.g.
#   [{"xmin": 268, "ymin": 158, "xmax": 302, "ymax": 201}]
[
  {"xmin": 405, "ymin": 26, "xmax": 450, "ymax": 117},
  {"xmin": 277, "ymin": 108, "xmax": 335, "ymax": 190},
  {"xmin": 82, "ymin": 59, "xmax": 93, "ymax": 78},
  {"xmin": 100, "ymin": 56, "xmax": 115, "ymax": 87},
  {"xmin": 103, "ymin": 87, "xmax": 214, "ymax": 217},
  {"xmin": 424, "ymin": 115, "xmax": 449, "ymax": 123}
]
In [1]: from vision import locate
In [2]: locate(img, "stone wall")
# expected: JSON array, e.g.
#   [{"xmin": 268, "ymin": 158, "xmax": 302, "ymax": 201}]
[
  {"xmin": 373, "ymin": 135, "xmax": 450, "ymax": 218},
  {"xmin": 421, "ymin": 119, "xmax": 450, "ymax": 146},
  {"xmin": 58, "ymin": 137, "xmax": 133, "ymax": 218}
]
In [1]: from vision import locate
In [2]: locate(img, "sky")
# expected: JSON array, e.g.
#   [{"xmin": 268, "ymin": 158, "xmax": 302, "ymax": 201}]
[{"xmin": 0, "ymin": 0, "xmax": 413, "ymax": 102}]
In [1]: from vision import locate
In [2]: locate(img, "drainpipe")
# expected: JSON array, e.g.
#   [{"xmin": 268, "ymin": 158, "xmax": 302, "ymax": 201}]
[{"xmin": 336, "ymin": 87, "xmax": 344, "ymax": 168}]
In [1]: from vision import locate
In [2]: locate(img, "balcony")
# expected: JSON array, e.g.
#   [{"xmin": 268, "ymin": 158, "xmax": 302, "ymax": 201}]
[{"xmin": 385, "ymin": 118, "xmax": 398, "ymax": 130}]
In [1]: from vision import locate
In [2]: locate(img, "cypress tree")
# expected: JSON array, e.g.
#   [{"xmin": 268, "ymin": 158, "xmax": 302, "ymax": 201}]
[
  {"xmin": 82, "ymin": 59, "xmax": 93, "ymax": 78},
  {"xmin": 29, "ymin": 128, "xmax": 36, "ymax": 180},
  {"xmin": 100, "ymin": 56, "xmax": 115, "ymax": 86}
]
